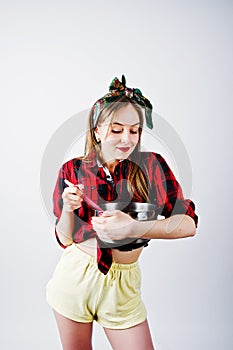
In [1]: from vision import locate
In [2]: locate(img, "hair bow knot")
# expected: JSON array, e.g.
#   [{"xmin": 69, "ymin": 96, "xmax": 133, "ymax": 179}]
[{"xmin": 92, "ymin": 75, "xmax": 153, "ymax": 129}]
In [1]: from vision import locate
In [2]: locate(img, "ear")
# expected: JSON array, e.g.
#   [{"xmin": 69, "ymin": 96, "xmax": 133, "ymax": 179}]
[{"xmin": 94, "ymin": 127, "xmax": 101, "ymax": 142}]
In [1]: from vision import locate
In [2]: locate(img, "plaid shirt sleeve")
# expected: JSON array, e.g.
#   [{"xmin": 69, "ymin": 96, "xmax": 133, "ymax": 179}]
[
  {"xmin": 52, "ymin": 160, "xmax": 88, "ymax": 248},
  {"xmin": 153, "ymin": 153, "xmax": 198, "ymax": 227},
  {"xmin": 52, "ymin": 159, "xmax": 113, "ymax": 274},
  {"xmin": 52, "ymin": 161, "xmax": 71, "ymax": 248}
]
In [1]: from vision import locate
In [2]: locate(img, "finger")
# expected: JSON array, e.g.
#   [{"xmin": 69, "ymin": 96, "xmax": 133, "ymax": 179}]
[
  {"xmin": 63, "ymin": 194, "xmax": 80, "ymax": 204},
  {"xmin": 64, "ymin": 179, "xmax": 74, "ymax": 187},
  {"xmin": 64, "ymin": 194, "xmax": 83, "ymax": 206},
  {"xmin": 93, "ymin": 222, "xmax": 104, "ymax": 230},
  {"xmin": 70, "ymin": 187, "xmax": 79, "ymax": 195},
  {"xmin": 91, "ymin": 218, "xmax": 107, "ymax": 228},
  {"xmin": 68, "ymin": 193, "xmax": 83, "ymax": 201},
  {"xmin": 64, "ymin": 179, "xmax": 84, "ymax": 196},
  {"xmin": 68, "ymin": 188, "xmax": 84, "ymax": 198},
  {"xmin": 77, "ymin": 184, "xmax": 85, "ymax": 192},
  {"xmin": 94, "ymin": 226, "xmax": 105, "ymax": 233},
  {"xmin": 68, "ymin": 200, "xmax": 82, "ymax": 208},
  {"xmin": 101, "ymin": 210, "xmax": 119, "ymax": 217},
  {"xmin": 63, "ymin": 186, "xmax": 78, "ymax": 195},
  {"xmin": 91, "ymin": 216, "xmax": 106, "ymax": 224}
]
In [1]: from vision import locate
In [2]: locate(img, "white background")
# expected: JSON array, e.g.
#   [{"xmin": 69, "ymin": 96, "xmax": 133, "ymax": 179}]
[{"xmin": 1, "ymin": 0, "xmax": 233, "ymax": 349}]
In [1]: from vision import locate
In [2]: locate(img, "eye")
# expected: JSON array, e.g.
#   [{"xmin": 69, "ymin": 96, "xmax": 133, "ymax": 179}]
[
  {"xmin": 111, "ymin": 129, "xmax": 122, "ymax": 134},
  {"xmin": 130, "ymin": 128, "xmax": 139, "ymax": 134}
]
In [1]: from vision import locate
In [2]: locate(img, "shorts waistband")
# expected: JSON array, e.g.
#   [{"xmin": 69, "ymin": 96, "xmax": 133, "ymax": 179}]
[
  {"xmin": 111, "ymin": 261, "xmax": 139, "ymax": 270},
  {"xmin": 73, "ymin": 243, "xmax": 139, "ymax": 271}
]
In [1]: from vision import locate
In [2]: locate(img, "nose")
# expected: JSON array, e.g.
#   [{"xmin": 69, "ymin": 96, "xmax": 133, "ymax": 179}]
[{"xmin": 121, "ymin": 129, "xmax": 131, "ymax": 143}]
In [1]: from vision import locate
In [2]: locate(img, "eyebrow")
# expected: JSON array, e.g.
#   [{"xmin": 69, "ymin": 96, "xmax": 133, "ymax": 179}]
[{"xmin": 111, "ymin": 122, "xmax": 140, "ymax": 127}]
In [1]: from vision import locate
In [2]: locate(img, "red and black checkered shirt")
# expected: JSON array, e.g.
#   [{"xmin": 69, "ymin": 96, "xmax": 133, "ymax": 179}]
[{"xmin": 53, "ymin": 151, "xmax": 198, "ymax": 274}]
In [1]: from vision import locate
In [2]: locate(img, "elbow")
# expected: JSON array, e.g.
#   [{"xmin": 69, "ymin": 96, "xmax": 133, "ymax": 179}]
[
  {"xmin": 179, "ymin": 215, "xmax": 196, "ymax": 238},
  {"xmin": 55, "ymin": 226, "xmax": 73, "ymax": 248},
  {"xmin": 188, "ymin": 227, "xmax": 196, "ymax": 237},
  {"xmin": 185, "ymin": 217, "xmax": 197, "ymax": 238},
  {"xmin": 178, "ymin": 226, "xmax": 196, "ymax": 238}
]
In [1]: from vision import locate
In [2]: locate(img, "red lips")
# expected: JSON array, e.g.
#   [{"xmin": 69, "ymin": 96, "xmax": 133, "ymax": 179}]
[{"xmin": 117, "ymin": 147, "xmax": 130, "ymax": 152}]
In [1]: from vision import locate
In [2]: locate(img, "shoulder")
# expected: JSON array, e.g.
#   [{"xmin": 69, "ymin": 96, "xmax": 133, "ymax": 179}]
[
  {"xmin": 139, "ymin": 152, "xmax": 174, "ymax": 178},
  {"xmin": 139, "ymin": 151, "xmax": 166, "ymax": 165},
  {"xmin": 60, "ymin": 157, "xmax": 83, "ymax": 173}
]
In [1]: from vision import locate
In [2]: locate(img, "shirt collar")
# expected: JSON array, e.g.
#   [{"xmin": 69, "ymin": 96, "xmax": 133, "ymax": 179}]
[{"xmin": 87, "ymin": 148, "xmax": 125, "ymax": 168}]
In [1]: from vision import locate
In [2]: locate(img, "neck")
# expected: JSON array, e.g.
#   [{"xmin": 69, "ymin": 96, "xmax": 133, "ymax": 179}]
[
  {"xmin": 99, "ymin": 153, "xmax": 119, "ymax": 173},
  {"xmin": 104, "ymin": 161, "xmax": 119, "ymax": 174}
]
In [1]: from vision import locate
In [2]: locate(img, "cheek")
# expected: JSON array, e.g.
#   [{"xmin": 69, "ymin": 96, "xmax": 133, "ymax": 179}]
[
  {"xmin": 105, "ymin": 134, "xmax": 121, "ymax": 143},
  {"xmin": 101, "ymin": 138, "xmax": 118, "ymax": 148},
  {"xmin": 133, "ymin": 134, "xmax": 140, "ymax": 144}
]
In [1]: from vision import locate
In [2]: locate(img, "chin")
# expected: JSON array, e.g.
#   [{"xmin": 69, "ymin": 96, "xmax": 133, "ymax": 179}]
[
  {"xmin": 117, "ymin": 155, "xmax": 131, "ymax": 162},
  {"xmin": 115, "ymin": 148, "xmax": 135, "ymax": 160}
]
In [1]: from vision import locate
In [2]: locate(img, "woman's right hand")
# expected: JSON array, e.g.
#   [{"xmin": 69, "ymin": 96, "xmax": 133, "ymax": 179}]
[{"xmin": 62, "ymin": 181, "xmax": 84, "ymax": 212}]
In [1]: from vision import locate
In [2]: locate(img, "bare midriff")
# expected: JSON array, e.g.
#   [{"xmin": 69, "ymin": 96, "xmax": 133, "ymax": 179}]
[{"xmin": 75, "ymin": 238, "xmax": 144, "ymax": 264}]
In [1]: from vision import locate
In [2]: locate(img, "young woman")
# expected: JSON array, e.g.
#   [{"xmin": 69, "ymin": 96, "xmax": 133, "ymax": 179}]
[{"xmin": 46, "ymin": 75, "xmax": 198, "ymax": 350}]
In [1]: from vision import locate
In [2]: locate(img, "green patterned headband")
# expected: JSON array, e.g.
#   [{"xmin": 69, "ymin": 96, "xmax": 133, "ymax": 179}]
[{"xmin": 92, "ymin": 75, "xmax": 153, "ymax": 129}]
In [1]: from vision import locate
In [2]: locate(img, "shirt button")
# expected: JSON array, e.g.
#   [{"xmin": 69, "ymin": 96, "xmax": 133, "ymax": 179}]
[{"xmin": 91, "ymin": 186, "xmax": 96, "ymax": 190}]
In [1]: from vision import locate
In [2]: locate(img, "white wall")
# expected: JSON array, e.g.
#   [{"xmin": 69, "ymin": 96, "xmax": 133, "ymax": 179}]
[{"xmin": 1, "ymin": 0, "xmax": 232, "ymax": 349}]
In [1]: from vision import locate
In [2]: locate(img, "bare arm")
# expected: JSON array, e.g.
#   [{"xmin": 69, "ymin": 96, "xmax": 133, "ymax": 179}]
[
  {"xmin": 92, "ymin": 211, "xmax": 196, "ymax": 242},
  {"xmin": 132, "ymin": 214, "xmax": 196, "ymax": 240},
  {"xmin": 55, "ymin": 208, "xmax": 75, "ymax": 246},
  {"xmin": 55, "ymin": 183, "xmax": 84, "ymax": 246}
]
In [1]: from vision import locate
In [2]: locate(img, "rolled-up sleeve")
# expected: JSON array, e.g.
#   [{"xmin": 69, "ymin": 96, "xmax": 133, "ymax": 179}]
[
  {"xmin": 52, "ymin": 163, "xmax": 69, "ymax": 248},
  {"xmin": 53, "ymin": 164, "xmax": 66, "ymax": 223},
  {"xmin": 154, "ymin": 153, "xmax": 198, "ymax": 227},
  {"xmin": 52, "ymin": 160, "xmax": 88, "ymax": 248}
]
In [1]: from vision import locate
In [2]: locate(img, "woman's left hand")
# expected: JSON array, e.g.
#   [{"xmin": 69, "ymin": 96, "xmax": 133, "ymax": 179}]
[{"xmin": 91, "ymin": 210, "xmax": 135, "ymax": 242}]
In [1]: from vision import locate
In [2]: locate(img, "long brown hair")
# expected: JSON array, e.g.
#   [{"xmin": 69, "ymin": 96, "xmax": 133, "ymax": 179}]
[{"xmin": 83, "ymin": 96, "xmax": 150, "ymax": 202}]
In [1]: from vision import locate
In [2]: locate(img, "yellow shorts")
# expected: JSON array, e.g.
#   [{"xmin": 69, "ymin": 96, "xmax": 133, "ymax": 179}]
[{"xmin": 46, "ymin": 243, "xmax": 147, "ymax": 329}]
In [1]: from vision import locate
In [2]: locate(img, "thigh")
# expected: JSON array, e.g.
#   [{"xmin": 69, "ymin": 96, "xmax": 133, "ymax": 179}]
[
  {"xmin": 104, "ymin": 319, "xmax": 154, "ymax": 350},
  {"xmin": 54, "ymin": 310, "xmax": 93, "ymax": 350}
]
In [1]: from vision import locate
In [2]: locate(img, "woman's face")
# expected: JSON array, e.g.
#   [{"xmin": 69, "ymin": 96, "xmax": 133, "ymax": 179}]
[{"xmin": 95, "ymin": 104, "xmax": 141, "ymax": 166}]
